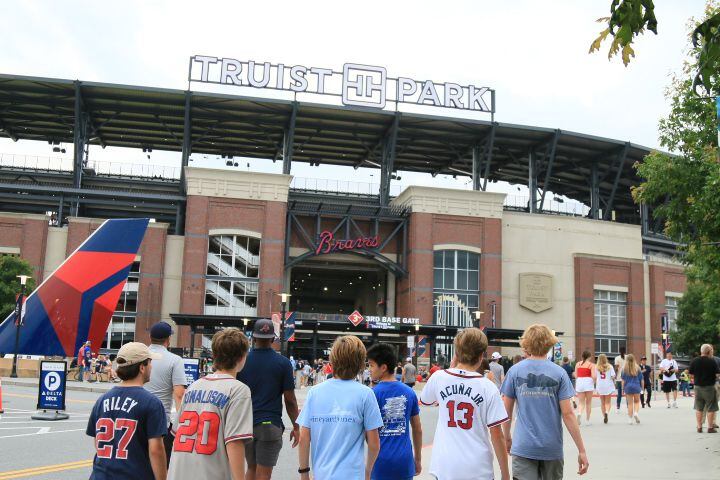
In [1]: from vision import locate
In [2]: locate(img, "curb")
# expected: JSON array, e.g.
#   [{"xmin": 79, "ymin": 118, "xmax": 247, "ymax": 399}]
[{"xmin": 1, "ymin": 378, "xmax": 112, "ymax": 394}]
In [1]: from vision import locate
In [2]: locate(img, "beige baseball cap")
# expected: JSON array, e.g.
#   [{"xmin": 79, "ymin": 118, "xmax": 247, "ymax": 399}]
[{"xmin": 116, "ymin": 342, "xmax": 161, "ymax": 367}]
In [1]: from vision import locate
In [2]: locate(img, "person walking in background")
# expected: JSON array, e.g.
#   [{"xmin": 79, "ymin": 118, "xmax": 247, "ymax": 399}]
[
  {"xmin": 367, "ymin": 343, "xmax": 422, "ymax": 480},
  {"xmin": 479, "ymin": 358, "xmax": 496, "ymax": 384},
  {"xmin": 145, "ymin": 321, "xmax": 187, "ymax": 465},
  {"xmin": 680, "ymin": 369, "xmax": 692, "ymax": 397},
  {"xmin": 560, "ymin": 356, "xmax": 576, "ymax": 409},
  {"xmin": 621, "ymin": 354, "xmax": 644, "ymax": 425},
  {"xmin": 595, "ymin": 354, "xmax": 616, "ymax": 425},
  {"xmin": 689, "ymin": 344, "xmax": 719, "ymax": 433},
  {"xmin": 501, "ymin": 324, "xmax": 589, "ymax": 478},
  {"xmin": 421, "ymin": 328, "xmax": 510, "ymax": 480},
  {"xmin": 574, "ymin": 351, "xmax": 596, "ymax": 426},
  {"xmin": 614, "ymin": 347, "xmax": 626, "ymax": 413},
  {"xmin": 80, "ymin": 340, "xmax": 93, "ymax": 382},
  {"xmin": 237, "ymin": 319, "xmax": 299, "ymax": 480},
  {"xmin": 401, "ymin": 357, "xmax": 417, "ymax": 389},
  {"xmin": 489, "ymin": 352, "xmax": 505, "ymax": 389},
  {"xmin": 297, "ymin": 336, "xmax": 383, "ymax": 480},
  {"xmin": 639, "ymin": 356, "xmax": 653, "ymax": 408},
  {"xmin": 168, "ymin": 328, "xmax": 253, "ymax": 480},
  {"xmin": 86, "ymin": 342, "xmax": 166, "ymax": 480},
  {"xmin": 394, "ymin": 362, "xmax": 403, "ymax": 382},
  {"xmin": 660, "ymin": 351, "xmax": 680, "ymax": 408}
]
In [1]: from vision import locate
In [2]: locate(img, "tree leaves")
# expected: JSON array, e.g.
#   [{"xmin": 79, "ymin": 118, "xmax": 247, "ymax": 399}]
[
  {"xmin": 589, "ymin": 0, "xmax": 658, "ymax": 66},
  {"xmin": 0, "ymin": 256, "xmax": 36, "ymax": 320}
]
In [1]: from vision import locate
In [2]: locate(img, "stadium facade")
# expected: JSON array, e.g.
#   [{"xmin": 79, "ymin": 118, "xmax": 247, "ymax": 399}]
[{"xmin": 0, "ymin": 72, "xmax": 685, "ymax": 364}]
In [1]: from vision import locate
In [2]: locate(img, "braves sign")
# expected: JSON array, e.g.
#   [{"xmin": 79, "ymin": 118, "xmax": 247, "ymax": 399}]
[{"xmin": 314, "ymin": 230, "xmax": 380, "ymax": 255}]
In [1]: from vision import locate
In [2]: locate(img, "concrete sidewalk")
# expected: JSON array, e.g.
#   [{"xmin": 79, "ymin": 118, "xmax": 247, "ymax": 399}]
[{"xmin": 2, "ymin": 376, "xmax": 115, "ymax": 393}]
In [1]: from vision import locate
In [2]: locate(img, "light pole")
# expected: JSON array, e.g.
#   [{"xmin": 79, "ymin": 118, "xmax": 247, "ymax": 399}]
[
  {"xmin": 473, "ymin": 310, "xmax": 484, "ymax": 329},
  {"xmin": 278, "ymin": 293, "xmax": 291, "ymax": 356},
  {"xmin": 10, "ymin": 275, "xmax": 30, "ymax": 378},
  {"xmin": 414, "ymin": 323, "xmax": 420, "ymax": 366},
  {"xmin": 242, "ymin": 317, "xmax": 249, "ymax": 335}
]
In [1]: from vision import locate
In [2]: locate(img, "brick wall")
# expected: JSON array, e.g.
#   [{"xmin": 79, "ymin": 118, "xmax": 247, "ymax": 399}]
[
  {"xmin": 0, "ymin": 213, "xmax": 49, "ymax": 281},
  {"xmin": 648, "ymin": 264, "xmax": 686, "ymax": 345}
]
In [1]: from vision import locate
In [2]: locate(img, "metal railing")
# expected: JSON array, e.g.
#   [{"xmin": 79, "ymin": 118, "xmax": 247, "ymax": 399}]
[{"xmin": 290, "ymin": 176, "xmax": 403, "ymax": 196}]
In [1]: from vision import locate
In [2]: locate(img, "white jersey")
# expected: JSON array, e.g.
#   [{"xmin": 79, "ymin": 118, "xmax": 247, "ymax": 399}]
[
  {"xmin": 596, "ymin": 366, "xmax": 616, "ymax": 395},
  {"xmin": 419, "ymin": 368, "xmax": 508, "ymax": 480},
  {"xmin": 659, "ymin": 359, "xmax": 679, "ymax": 382}
]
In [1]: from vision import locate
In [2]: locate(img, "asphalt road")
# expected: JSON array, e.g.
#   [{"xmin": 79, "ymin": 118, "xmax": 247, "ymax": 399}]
[{"xmin": 1, "ymin": 382, "xmax": 719, "ymax": 479}]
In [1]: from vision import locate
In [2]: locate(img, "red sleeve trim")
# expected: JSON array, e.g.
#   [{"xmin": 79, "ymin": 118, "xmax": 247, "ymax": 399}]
[
  {"xmin": 419, "ymin": 399, "xmax": 438, "ymax": 406},
  {"xmin": 224, "ymin": 433, "xmax": 253, "ymax": 444},
  {"xmin": 487, "ymin": 417, "xmax": 509, "ymax": 428}
]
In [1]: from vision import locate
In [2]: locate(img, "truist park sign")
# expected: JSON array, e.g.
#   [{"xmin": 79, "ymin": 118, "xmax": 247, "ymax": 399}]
[{"xmin": 189, "ymin": 56, "xmax": 495, "ymax": 113}]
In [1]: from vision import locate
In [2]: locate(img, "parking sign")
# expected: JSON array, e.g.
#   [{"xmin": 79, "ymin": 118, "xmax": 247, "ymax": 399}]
[{"xmin": 37, "ymin": 360, "xmax": 67, "ymax": 411}]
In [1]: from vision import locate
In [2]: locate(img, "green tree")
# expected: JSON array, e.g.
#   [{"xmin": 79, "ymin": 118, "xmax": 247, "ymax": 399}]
[
  {"xmin": 630, "ymin": 3, "xmax": 720, "ymax": 348},
  {"xmin": 0, "ymin": 256, "xmax": 37, "ymax": 319},
  {"xmin": 590, "ymin": 1, "xmax": 720, "ymax": 94}
]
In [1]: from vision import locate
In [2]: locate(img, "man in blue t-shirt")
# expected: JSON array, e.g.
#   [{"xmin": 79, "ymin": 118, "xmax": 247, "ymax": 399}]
[
  {"xmin": 86, "ymin": 342, "xmax": 167, "ymax": 480},
  {"xmin": 82, "ymin": 341, "xmax": 93, "ymax": 382},
  {"xmin": 366, "ymin": 343, "xmax": 422, "ymax": 480},
  {"xmin": 501, "ymin": 325, "xmax": 589, "ymax": 479},
  {"xmin": 237, "ymin": 318, "xmax": 300, "ymax": 479}
]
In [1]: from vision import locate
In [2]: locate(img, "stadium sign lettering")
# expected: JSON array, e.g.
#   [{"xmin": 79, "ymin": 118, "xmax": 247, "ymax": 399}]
[
  {"xmin": 189, "ymin": 56, "xmax": 494, "ymax": 113},
  {"xmin": 314, "ymin": 230, "xmax": 379, "ymax": 255}
]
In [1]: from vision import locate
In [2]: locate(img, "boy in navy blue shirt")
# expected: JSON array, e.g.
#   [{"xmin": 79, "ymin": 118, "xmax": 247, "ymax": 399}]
[
  {"xmin": 366, "ymin": 343, "xmax": 422, "ymax": 480},
  {"xmin": 86, "ymin": 342, "xmax": 167, "ymax": 480}
]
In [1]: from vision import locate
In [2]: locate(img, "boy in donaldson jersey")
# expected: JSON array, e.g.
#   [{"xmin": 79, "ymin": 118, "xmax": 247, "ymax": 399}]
[
  {"xmin": 366, "ymin": 343, "xmax": 422, "ymax": 480},
  {"xmin": 86, "ymin": 342, "xmax": 167, "ymax": 480},
  {"xmin": 168, "ymin": 328, "xmax": 253, "ymax": 480},
  {"xmin": 419, "ymin": 328, "xmax": 510, "ymax": 480}
]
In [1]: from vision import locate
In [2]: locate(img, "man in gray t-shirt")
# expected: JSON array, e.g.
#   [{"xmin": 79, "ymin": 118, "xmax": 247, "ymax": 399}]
[
  {"xmin": 144, "ymin": 321, "xmax": 187, "ymax": 464},
  {"xmin": 489, "ymin": 352, "xmax": 505, "ymax": 389},
  {"xmin": 402, "ymin": 358, "xmax": 417, "ymax": 387}
]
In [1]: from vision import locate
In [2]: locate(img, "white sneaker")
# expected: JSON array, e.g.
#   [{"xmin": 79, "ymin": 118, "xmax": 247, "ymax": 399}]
[
  {"xmin": 628, "ymin": 418, "xmax": 634, "ymax": 425},
  {"xmin": 634, "ymin": 414, "xmax": 640, "ymax": 424},
  {"xmin": 667, "ymin": 404, "xmax": 671, "ymax": 409},
  {"xmin": 673, "ymin": 402, "xmax": 678, "ymax": 409},
  {"xmin": 585, "ymin": 420, "xmax": 591, "ymax": 426}
]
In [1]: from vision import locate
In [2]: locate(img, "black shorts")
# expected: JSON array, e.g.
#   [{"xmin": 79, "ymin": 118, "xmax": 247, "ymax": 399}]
[
  {"xmin": 662, "ymin": 380, "xmax": 678, "ymax": 393},
  {"xmin": 245, "ymin": 423, "xmax": 284, "ymax": 467}
]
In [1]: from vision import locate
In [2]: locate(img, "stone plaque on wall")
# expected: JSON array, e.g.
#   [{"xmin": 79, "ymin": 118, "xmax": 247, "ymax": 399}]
[{"xmin": 519, "ymin": 273, "xmax": 553, "ymax": 313}]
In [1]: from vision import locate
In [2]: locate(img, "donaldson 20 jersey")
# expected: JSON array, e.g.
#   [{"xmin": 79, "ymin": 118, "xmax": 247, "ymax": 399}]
[
  {"xmin": 419, "ymin": 369, "xmax": 508, "ymax": 480},
  {"xmin": 168, "ymin": 373, "xmax": 253, "ymax": 479}
]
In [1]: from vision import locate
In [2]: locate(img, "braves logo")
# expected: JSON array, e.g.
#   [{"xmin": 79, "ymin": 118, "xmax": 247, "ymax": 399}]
[{"xmin": 259, "ymin": 323, "xmax": 271, "ymax": 334}]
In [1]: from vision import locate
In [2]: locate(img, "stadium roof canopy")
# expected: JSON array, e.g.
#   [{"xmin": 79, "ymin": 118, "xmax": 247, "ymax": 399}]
[{"xmin": 0, "ymin": 73, "xmax": 654, "ymax": 224}]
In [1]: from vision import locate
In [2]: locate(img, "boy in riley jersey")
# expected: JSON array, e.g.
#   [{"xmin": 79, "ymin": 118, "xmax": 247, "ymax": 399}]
[
  {"xmin": 86, "ymin": 342, "xmax": 167, "ymax": 480},
  {"xmin": 168, "ymin": 328, "xmax": 253, "ymax": 480},
  {"xmin": 419, "ymin": 328, "xmax": 510, "ymax": 480}
]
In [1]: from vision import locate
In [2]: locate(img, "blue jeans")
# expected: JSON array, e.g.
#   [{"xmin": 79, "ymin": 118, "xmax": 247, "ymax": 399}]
[
  {"xmin": 616, "ymin": 381, "xmax": 623, "ymax": 409},
  {"xmin": 680, "ymin": 381, "xmax": 691, "ymax": 395}
]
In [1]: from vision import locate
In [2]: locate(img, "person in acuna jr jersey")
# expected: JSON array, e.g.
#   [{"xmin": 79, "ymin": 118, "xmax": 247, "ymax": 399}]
[
  {"xmin": 366, "ymin": 343, "xmax": 422, "ymax": 480},
  {"xmin": 168, "ymin": 328, "xmax": 253, "ymax": 480},
  {"xmin": 86, "ymin": 342, "xmax": 167, "ymax": 480},
  {"xmin": 419, "ymin": 328, "xmax": 510, "ymax": 480}
]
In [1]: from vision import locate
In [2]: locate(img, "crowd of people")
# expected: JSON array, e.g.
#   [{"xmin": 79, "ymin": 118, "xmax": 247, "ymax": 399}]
[{"xmin": 83, "ymin": 318, "xmax": 719, "ymax": 480}]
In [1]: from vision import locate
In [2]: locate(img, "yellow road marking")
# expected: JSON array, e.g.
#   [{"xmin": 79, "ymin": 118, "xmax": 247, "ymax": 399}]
[
  {"xmin": 0, "ymin": 460, "xmax": 92, "ymax": 479},
  {"xmin": 3, "ymin": 393, "xmax": 95, "ymax": 404}
]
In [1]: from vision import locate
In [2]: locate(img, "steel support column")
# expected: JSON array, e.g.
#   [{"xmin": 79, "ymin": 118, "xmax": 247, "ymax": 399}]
[
  {"xmin": 379, "ymin": 114, "xmax": 400, "ymax": 205},
  {"xmin": 590, "ymin": 160, "xmax": 600, "ymax": 219},
  {"xmin": 528, "ymin": 150, "xmax": 538, "ymax": 213},
  {"xmin": 640, "ymin": 203, "xmax": 650, "ymax": 235},
  {"xmin": 602, "ymin": 143, "xmax": 630, "ymax": 221},
  {"xmin": 71, "ymin": 81, "xmax": 88, "ymax": 217},
  {"xmin": 180, "ymin": 91, "xmax": 192, "ymax": 187},
  {"xmin": 283, "ymin": 102, "xmax": 298, "ymax": 175},
  {"xmin": 538, "ymin": 129, "xmax": 560, "ymax": 211},
  {"xmin": 472, "ymin": 145, "xmax": 482, "ymax": 191}
]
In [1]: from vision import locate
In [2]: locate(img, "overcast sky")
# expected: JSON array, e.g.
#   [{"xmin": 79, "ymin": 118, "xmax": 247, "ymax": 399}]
[{"xmin": 0, "ymin": 0, "xmax": 708, "ymax": 198}]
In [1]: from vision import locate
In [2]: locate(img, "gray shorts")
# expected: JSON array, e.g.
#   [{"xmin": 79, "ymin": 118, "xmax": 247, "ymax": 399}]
[
  {"xmin": 694, "ymin": 385, "xmax": 719, "ymax": 413},
  {"xmin": 245, "ymin": 423, "xmax": 284, "ymax": 467},
  {"xmin": 512, "ymin": 456, "xmax": 564, "ymax": 480}
]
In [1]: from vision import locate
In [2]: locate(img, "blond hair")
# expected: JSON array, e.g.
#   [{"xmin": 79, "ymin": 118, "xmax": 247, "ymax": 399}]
[
  {"xmin": 597, "ymin": 354, "xmax": 611, "ymax": 373},
  {"xmin": 454, "ymin": 328, "xmax": 488, "ymax": 365},
  {"xmin": 330, "ymin": 335, "xmax": 366, "ymax": 380},
  {"xmin": 519, "ymin": 324, "xmax": 558, "ymax": 357},
  {"xmin": 212, "ymin": 328, "xmax": 249, "ymax": 371},
  {"xmin": 623, "ymin": 353, "xmax": 639, "ymax": 377}
]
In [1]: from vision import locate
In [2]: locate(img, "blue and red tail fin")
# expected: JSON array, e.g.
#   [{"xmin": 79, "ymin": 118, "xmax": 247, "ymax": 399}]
[{"xmin": 0, "ymin": 218, "xmax": 149, "ymax": 357}]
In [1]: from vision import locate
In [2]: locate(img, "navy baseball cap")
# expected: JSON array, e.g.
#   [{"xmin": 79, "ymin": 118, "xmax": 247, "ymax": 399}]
[
  {"xmin": 253, "ymin": 319, "xmax": 276, "ymax": 339},
  {"xmin": 150, "ymin": 321, "xmax": 174, "ymax": 339}
]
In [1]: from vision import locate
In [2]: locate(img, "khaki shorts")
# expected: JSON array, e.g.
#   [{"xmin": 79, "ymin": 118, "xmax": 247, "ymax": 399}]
[
  {"xmin": 512, "ymin": 456, "xmax": 564, "ymax": 480},
  {"xmin": 245, "ymin": 423, "xmax": 284, "ymax": 467},
  {"xmin": 694, "ymin": 385, "xmax": 719, "ymax": 413}
]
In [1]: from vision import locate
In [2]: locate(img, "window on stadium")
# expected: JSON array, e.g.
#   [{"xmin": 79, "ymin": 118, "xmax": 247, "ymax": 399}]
[
  {"xmin": 594, "ymin": 290, "xmax": 627, "ymax": 356},
  {"xmin": 432, "ymin": 249, "xmax": 480, "ymax": 364},
  {"xmin": 205, "ymin": 235, "xmax": 260, "ymax": 317},
  {"xmin": 104, "ymin": 260, "xmax": 140, "ymax": 349},
  {"xmin": 665, "ymin": 296, "xmax": 679, "ymax": 332}
]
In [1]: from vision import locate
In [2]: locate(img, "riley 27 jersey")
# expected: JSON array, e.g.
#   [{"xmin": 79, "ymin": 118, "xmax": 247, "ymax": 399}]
[
  {"xmin": 168, "ymin": 373, "xmax": 253, "ymax": 480},
  {"xmin": 419, "ymin": 368, "xmax": 508, "ymax": 480}
]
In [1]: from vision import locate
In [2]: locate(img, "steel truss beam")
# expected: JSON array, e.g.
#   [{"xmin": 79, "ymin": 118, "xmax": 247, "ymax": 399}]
[
  {"xmin": 282, "ymin": 102, "xmax": 298, "ymax": 174},
  {"xmin": 538, "ymin": 129, "xmax": 561, "ymax": 212},
  {"xmin": 379, "ymin": 113, "xmax": 401, "ymax": 205},
  {"xmin": 472, "ymin": 124, "xmax": 496, "ymax": 191},
  {"xmin": 602, "ymin": 142, "xmax": 630, "ymax": 221}
]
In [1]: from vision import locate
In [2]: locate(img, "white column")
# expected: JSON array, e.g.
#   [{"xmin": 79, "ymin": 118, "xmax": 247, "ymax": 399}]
[
  {"xmin": 386, "ymin": 271, "xmax": 396, "ymax": 316},
  {"xmin": 643, "ymin": 257, "xmax": 651, "ymax": 360}
]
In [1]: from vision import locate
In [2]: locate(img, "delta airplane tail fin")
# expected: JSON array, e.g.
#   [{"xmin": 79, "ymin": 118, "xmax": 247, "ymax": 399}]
[{"xmin": 0, "ymin": 218, "xmax": 149, "ymax": 357}]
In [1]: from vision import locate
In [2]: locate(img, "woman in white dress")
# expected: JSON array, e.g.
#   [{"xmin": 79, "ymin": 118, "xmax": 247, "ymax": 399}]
[
  {"xmin": 574, "ymin": 350, "xmax": 597, "ymax": 426},
  {"xmin": 595, "ymin": 354, "xmax": 616, "ymax": 424}
]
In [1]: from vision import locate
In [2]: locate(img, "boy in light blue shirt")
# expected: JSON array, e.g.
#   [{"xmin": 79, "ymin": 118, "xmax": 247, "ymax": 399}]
[{"xmin": 298, "ymin": 336, "xmax": 383, "ymax": 480}]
